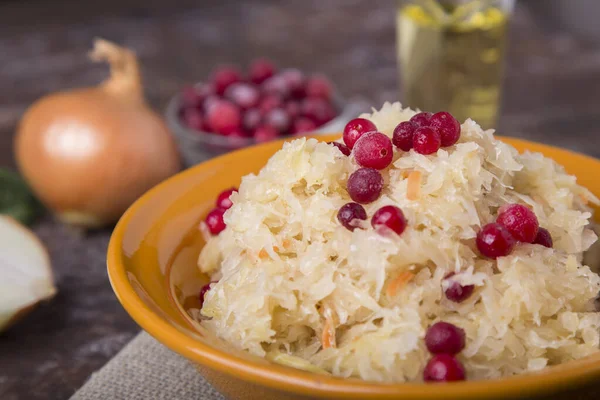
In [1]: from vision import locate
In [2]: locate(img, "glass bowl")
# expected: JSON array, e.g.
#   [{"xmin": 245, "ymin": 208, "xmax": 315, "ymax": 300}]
[{"xmin": 165, "ymin": 89, "xmax": 363, "ymax": 166}]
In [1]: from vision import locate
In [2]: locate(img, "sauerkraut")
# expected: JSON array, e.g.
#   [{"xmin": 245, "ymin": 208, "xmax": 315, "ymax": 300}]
[{"xmin": 195, "ymin": 102, "xmax": 600, "ymax": 382}]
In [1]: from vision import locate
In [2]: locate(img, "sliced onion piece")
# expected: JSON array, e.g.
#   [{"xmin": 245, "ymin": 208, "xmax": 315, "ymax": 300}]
[{"xmin": 0, "ymin": 216, "xmax": 56, "ymax": 331}]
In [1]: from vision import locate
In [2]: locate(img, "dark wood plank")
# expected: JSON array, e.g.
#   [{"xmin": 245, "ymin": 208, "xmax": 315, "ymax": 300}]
[{"xmin": 0, "ymin": 1, "xmax": 599, "ymax": 399}]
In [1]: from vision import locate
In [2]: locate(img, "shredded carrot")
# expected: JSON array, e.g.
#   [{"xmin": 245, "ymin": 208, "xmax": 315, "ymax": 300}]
[
  {"xmin": 386, "ymin": 271, "xmax": 415, "ymax": 297},
  {"xmin": 321, "ymin": 315, "xmax": 336, "ymax": 349},
  {"xmin": 401, "ymin": 170, "xmax": 410, "ymax": 179},
  {"xmin": 407, "ymin": 171, "xmax": 422, "ymax": 200},
  {"xmin": 273, "ymin": 246, "xmax": 280, "ymax": 253},
  {"xmin": 259, "ymin": 248, "xmax": 269, "ymax": 259},
  {"xmin": 282, "ymin": 239, "xmax": 292, "ymax": 249}
]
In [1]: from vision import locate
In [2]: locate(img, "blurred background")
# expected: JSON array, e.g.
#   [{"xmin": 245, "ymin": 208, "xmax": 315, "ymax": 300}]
[{"xmin": 1, "ymin": 0, "xmax": 600, "ymax": 399}]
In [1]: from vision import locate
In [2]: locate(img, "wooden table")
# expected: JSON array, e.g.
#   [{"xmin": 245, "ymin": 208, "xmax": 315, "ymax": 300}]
[{"xmin": 0, "ymin": 1, "xmax": 599, "ymax": 399}]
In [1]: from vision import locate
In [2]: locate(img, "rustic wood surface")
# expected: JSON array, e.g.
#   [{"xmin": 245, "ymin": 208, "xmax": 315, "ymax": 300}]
[{"xmin": 0, "ymin": 1, "xmax": 599, "ymax": 399}]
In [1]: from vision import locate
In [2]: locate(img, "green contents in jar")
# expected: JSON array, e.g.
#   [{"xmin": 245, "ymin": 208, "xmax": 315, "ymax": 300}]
[
  {"xmin": 397, "ymin": 0, "xmax": 510, "ymax": 129},
  {"xmin": 0, "ymin": 168, "xmax": 43, "ymax": 225}
]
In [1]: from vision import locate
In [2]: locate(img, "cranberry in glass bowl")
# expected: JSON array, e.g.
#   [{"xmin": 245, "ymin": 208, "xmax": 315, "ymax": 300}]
[{"xmin": 166, "ymin": 59, "xmax": 355, "ymax": 166}]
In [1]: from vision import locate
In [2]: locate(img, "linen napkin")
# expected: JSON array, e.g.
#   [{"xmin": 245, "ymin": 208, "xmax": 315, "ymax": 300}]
[{"xmin": 69, "ymin": 332, "xmax": 224, "ymax": 400}]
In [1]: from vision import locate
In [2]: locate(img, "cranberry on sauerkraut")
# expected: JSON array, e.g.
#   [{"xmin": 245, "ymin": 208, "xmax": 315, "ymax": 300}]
[{"xmin": 195, "ymin": 102, "xmax": 600, "ymax": 383}]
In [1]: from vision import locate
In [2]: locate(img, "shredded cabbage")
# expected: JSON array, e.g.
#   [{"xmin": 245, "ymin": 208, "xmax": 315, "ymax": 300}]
[{"xmin": 197, "ymin": 102, "xmax": 600, "ymax": 382}]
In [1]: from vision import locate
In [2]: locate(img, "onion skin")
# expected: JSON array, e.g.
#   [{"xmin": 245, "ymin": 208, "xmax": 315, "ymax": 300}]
[{"xmin": 15, "ymin": 39, "xmax": 181, "ymax": 228}]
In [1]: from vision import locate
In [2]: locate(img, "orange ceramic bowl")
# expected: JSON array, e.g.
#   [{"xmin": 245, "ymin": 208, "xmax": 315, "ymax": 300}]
[{"xmin": 108, "ymin": 134, "xmax": 600, "ymax": 400}]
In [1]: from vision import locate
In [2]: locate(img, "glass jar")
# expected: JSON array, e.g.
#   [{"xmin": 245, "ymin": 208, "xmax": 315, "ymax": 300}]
[{"xmin": 396, "ymin": 0, "xmax": 515, "ymax": 129}]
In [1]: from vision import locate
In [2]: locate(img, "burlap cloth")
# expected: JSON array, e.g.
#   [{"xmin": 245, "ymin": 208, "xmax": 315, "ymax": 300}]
[
  {"xmin": 69, "ymin": 332, "xmax": 225, "ymax": 400},
  {"xmin": 70, "ymin": 331, "xmax": 600, "ymax": 400}
]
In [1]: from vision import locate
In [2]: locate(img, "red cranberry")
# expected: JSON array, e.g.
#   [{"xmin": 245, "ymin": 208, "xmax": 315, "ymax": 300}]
[
  {"xmin": 254, "ymin": 125, "xmax": 279, "ymax": 143},
  {"xmin": 216, "ymin": 188, "xmax": 237, "ymax": 210},
  {"xmin": 181, "ymin": 84, "xmax": 215, "ymax": 109},
  {"xmin": 301, "ymin": 97, "xmax": 335, "ymax": 125},
  {"xmin": 206, "ymin": 100, "xmax": 242, "ymax": 135},
  {"xmin": 476, "ymin": 223, "xmax": 516, "ymax": 259},
  {"xmin": 224, "ymin": 83, "xmax": 260, "ymax": 110},
  {"xmin": 337, "ymin": 202, "xmax": 367, "ymax": 231},
  {"xmin": 425, "ymin": 322, "xmax": 466, "ymax": 355},
  {"xmin": 343, "ymin": 118, "xmax": 377, "ymax": 149},
  {"xmin": 195, "ymin": 83, "xmax": 216, "ymax": 100},
  {"xmin": 203, "ymin": 95, "xmax": 221, "ymax": 114},
  {"xmin": 306, "ymin": 74, "xmax": 332, "ymax": 100},
  {"xmin": 249, "ymin": 58, "xmax": 276, "ymax": 84},
  {"xmin": 199, "ymin": 282, "xmax": 212, "ymax": 308},
  {"xmin": 533, "ymin": 227, "xmax": 553, "ymax": 248},
  {"xmin": 430, "ymin": 111, "xmax": 461, "ymax": 147},
  {"xmin": 328, "ymin": 142, "xmax": 351, "ymax": 156},
  {"xmin": 181, "ymin": 108, "xmax": 205, "ymax": 131},
  {"xmin": 392, "ymin": 121, "xmax": 417, "ymax": 151},
  {"xmin": 347, "ymin": 168, "xmax": 383, "ymax": 204},
  {"xmin": 262, "ymin": 75, "xmax": 291, "ymax": 99},
  {"xmin": 206, "ymin": 208, "xmax": 227, "ymax": 235},
  {"xmin": 413, "ymin": 126, "xmax": 441, "ymax": 155},
  {"xmin": 229, "ymin": 129, "xmax": 249, "ymax": 138},
  {"xmin": 496, "ymin": 204, "xmax": 539, "ymax": 243},
  {"xmin": 212, "ymin": 66, "xmax": 243, "ymax": 95},
  {"xmin": 285, "ymin": 101, "xmax": 301, "ymax": 120},
  {"xmin": 280, "ymin": 69, "xmax": 306, "ymax": 98},
  {"xmin": 264, "ymin": 108, "xmax": 291, "ymax": 134},
  {"xmin": 444, "ymin": 273, "xmax": 475, "ymax": 303},
  {"xmin": 242, "ymin": 108, "xmax": 262, "ymax": 132},
  {"xmin": 371, "ymin": 205, "xmax": 407, "ymax": 236},
  {"xmin": 183, "ymin": 84, "xmax": 215, "ymax": 111},
  {"xmin": 181, "ymin": 85, "xmax": 204, "ymax": 108},
  {"xmin": 292, "ymin": 117, "xmax": 317, "ymax": 134},
  {"xmin": 259, "ymin": 94, "xmax": 284, "ymax": 114},
  {"xmin": 198, "ymin": 281, "xmax": 220, "ymax": 308},
  {"xmin": 423, "ymin": 354, "xmax": 466, "ymax": 382},
  {"xmin": 410, "ymin": 112, "xmax": 433, "ymax": 127},
  {"xmin": 353, "ymin": 132, "xmax": 394, "ymax": 170}
]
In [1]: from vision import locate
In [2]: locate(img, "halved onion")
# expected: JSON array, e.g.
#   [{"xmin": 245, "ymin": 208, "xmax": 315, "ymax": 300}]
[{"xmin": 0, "ymin": 216, "xmax": 56, "ymax": 331}]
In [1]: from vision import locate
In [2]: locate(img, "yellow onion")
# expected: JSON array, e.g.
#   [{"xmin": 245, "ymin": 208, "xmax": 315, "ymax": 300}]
[{"xmin": 15, "ymin": 39, "xmax": 181, "ymax": 228}]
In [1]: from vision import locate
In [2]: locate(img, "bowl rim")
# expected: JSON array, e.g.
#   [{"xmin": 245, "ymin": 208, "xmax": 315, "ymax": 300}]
[{"xmin": 108, "ymin": 134, "xmax": 600, "ymax": 399}]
